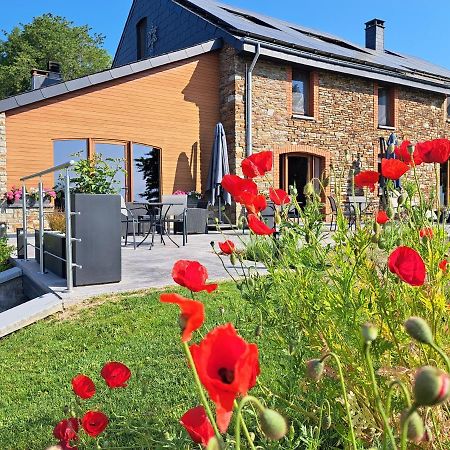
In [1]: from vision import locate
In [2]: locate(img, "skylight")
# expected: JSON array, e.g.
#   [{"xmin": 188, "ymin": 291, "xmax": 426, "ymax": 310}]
[{"xmin": 220, "ymin": 7, "xmax": 279, "ymax": 30}]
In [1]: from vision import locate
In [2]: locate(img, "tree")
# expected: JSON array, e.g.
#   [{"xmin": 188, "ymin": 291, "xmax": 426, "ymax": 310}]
[{"xmin": 0, "ymin": 13, "xmax": 111, "ymax": 99}]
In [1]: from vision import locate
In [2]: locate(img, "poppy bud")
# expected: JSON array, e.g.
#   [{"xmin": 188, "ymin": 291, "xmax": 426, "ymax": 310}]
[
  {"xmin": 210, "ymin": 241, "xmax": 215, "ymax": 248},
  {"xmin": 361, "ymin": 322, "xmax": 378, "ymax": 343},
  {"xmin": 275, "ymin": 211, "xmax": 281, "ymax": 225},
  {"xmin": 397, "ymin": 194, "xmax": 406, "ymax": 206},
  {"xmin": 206, "ymin": 437, "xmax": 223, "ymax": 450},
  {"xmin": 386, "ymin": 206, "xmax": 394, "ymax": 219},
  {"xmin": 371, "ymin": 234, "xmax": 379, "ymax": 244},
  {"xmin": 407, "ymin": 144, "xmax": 415, "ymax": 155},
  {"xmin": 290, "ymin": 186, "xmax": 298, "ymax": 196},
  {"xmin": 322, "ymin": 176, "xmax": 330, "ymax": 188},
  {"xmin": 214, "ymin": 218, "xmax": 219, "ymax": 224},
  {"xmin": 305, "ymin": 359, "xmax": 325, "ymax": 381},
  {"xmin": 230, "ymin": 253, "xmax": 237, "ymax": 266},
  {"xmin": 404, "ymin": 317, "xmax": 433, "ymax": 345},
  {"xmin": 377, "ymin": 238, "xmax": 386, "ymax": 250},
  {"xmin": 373, "ymin": 222, "xmax": 381, "ymax": 234},
  {"xmin": 400, "ymin": 409, "xmax": 425, "ymax": 443},
  {"xmin": 413, "ymin": 366, "xmax": 450, "ymax": 406},
  {"xmin": 303, "ymin": 182, "xmax": 314, "ymax": 196},
  {"xmin": 260, "ymin": 409, "xmax": 288, "ymax": 441},
  {"xmin": 255, "ymin": 324, "xmax": 262, "ymax": 338}
]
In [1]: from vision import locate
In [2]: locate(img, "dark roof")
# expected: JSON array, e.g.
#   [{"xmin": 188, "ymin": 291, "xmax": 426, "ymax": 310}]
[
  {"xmin": 0, "ymin": 39, "xmax": 222, "ymax": 113},
  {"xmin": 174, "ymin": 0, "xmax": 450, "ymax": 90}
]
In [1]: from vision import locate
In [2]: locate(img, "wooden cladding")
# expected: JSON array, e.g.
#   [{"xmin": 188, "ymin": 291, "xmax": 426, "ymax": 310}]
[{"xmin": 5, "ymin": 52, "xmax": 220, "ymax": 194}]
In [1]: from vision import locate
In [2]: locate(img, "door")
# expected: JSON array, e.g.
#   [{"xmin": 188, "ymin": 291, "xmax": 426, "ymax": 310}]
[
  {"xmin": 280, "ymin": 154, "xmax": 323, "ymax": 207},
  {"xmin": 440, "ymin": 161, "xmax": 449, "ymax": 207}
]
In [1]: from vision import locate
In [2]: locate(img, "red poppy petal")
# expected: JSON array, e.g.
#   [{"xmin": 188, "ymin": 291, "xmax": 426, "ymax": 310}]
[
  {"xmin": 247, "ymin": 214, "xmax": 275, "ymax": 235},
  {"xmin": 388, "ymin": 246, "xmax": 426, "ymax": 286},
  {"xmin": 381, "ymin": 159, "xmax": 409, "ymax": 180}
]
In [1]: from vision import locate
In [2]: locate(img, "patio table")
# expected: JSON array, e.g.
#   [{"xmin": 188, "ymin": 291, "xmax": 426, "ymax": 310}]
[{"xmin": 135, "ymin": 202, "xmax": 181, "ymax": 249}]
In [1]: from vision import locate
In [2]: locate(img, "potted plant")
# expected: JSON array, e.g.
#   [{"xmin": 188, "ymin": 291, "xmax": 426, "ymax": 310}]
[
  {"xmin": 46, "ymin": 154, "xmax": 123, "ymax": 286},
  {"xmin": 3, "ymin": 186, "xmax": 22, "ymax": 207}
]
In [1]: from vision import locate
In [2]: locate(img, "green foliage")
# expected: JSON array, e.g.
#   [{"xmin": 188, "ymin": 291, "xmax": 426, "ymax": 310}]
[
  {"xmin": 0, "ymin": 237, "xmax": 13, "ymax": 271},
  {"xmin": 0, "ymin": 14, "xmax": 111, "ymax": 98},
  {"xmin": 70, "ymin": 153, "xmax": 125, "ymax": 195}
]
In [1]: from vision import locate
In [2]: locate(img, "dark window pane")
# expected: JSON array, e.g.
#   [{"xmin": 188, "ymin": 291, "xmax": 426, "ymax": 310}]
[
  {"xmin": 133, "ymin": 144, "xmax": 160, "ymax": 202},
  {"xmin": 137, "ymin": 18, "xmax": 147, "ymax": 60},
  {"xmin": 447, "ymin": 97, "xmax": 450, "ymax": 119},
  {"xmin": 292, "ymin": 69, "xmax": 310, "ymax": 115},
  {"xmin": 53, "ymin": 139, "xmax": 87, "ymax": 185},
  {"xmin": 95, "ymin": 143, "xmax": 127, "ymax": 196},
  {"xmin": 378, "ymin": 87, "xmax": 391, "ymax": 126}
]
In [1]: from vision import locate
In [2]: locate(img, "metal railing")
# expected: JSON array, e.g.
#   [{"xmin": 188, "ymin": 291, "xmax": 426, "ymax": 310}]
[{"xmin": 20, "ymin": 160, "xmax": 80, "ymax": 291}]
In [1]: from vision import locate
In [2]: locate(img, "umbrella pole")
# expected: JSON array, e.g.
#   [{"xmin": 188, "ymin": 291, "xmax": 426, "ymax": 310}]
[{"xmin": 217, "ymin": 185, "xmax": 222, "ymax": 224}]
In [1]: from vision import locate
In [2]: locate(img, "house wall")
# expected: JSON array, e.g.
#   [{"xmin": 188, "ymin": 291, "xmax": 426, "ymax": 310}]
[
  {"xmin": 3, "ymin": 52, "xmax": 220, "ymax": 230},
  {"xmin": 113, "ymin": 0, "xmax": 221, "ymax": 66},
  {"xmin": 219, "ymin": 45, "xmax": 450, "ymax": 215}
]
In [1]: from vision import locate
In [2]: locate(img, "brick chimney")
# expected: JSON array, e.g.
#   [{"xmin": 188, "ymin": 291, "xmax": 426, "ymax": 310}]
[
  {"xmin": 31, "ymin": 61, "xmax": 63, "ymax": 90},
  {"xmin": 365, "ymin": 19, "xmax": 385, "ymax": 51}
]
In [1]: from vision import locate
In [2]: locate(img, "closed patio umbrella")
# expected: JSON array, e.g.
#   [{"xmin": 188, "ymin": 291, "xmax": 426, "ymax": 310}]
[{"xmin": 207, "ymin": 123, "xmax": 231, "ymax": 222}]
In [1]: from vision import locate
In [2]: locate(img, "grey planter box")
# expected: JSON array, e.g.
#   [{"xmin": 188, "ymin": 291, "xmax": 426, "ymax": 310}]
[
  {"xmin": 34, "ymin": 194, "xmax": 121, "ymax": 286},
  {"xmin": 71, "ymin": 193, "xmax": 121, "ymax": 286},
  {"xmin": 35, "ymin": 230, "xmax": 66, "ymax": 278}
]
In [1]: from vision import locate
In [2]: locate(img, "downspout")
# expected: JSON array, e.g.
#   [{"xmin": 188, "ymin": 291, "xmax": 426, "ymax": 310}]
[{"xmin": 245, "ymin": 43, "xmax": 261, "ymax": 157}]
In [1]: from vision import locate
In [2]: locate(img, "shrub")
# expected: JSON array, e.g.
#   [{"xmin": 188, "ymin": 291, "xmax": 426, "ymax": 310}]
[{"xmin": 0, "ymin": 237, "xmax": 14, "ymax": 271}]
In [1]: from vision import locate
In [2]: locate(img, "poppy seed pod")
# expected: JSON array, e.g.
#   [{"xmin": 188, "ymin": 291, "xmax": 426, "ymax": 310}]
[
  {"xmin": 400, "ymin": 409, "xmax": 425, "ymax": 443},
  {"xmin": 230, "ymin": 253, "xmax": 237, "ymax": 266},
  {"xmin": 361, "ymin": 322, "xmax": 378, "ymax": 343},
  {"xmin": 404, "ymin": 317, "xmax": 433, "ymax": 345},
  {"xmin": 260, "ymin": 409, "xmax": 288, "ymax": 441},
  {"xmin": 305, "ymin": 359, "xmax": 325, "ymax": 381},
  {"xmin": 413, "ymin": 366, "xmax": 450, "ymax": 406}
]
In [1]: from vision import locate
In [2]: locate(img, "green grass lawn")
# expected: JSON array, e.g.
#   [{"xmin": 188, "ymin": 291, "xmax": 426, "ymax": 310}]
[{"xmin": 0, "ymin": 283, "xmax": 287, "ymax": 449}]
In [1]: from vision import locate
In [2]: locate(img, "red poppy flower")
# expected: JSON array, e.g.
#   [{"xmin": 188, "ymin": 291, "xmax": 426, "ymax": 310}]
[
  {"xmin": 172, "ymin": 260, "xmax": 218, "ymax": 293},
  {"xmin": 53, "ymin": 418, "xmax": 79, "ymax": 443},
  {"xmin": 439, "ymin": 259, "xmax": 448, "ymax": 272},
  {"xmin": 160, "ymin": 293, "xmax": 205, "ymax": 342},
  {"xmin": 218, "ymin": 240, "xmax": 235, "ymax": 255},
  {"xmin": 395, "ymin": 141, "xmax": 423, "ymax": 166},
  {"xmin": 388, "ymin": 246, "xmax": 426, "ymax": 286},
  {"xmin": 244, "ymin": 194, "xmax": 267, "ymax": 215},
  {"xmin": 71, "ymin": 374, "xmax": 95, "ymax": 400},
  {"xmin": 376, "ymin": 211, "xmax": 389, "ymax": 225},
  {"xmin": 190, "ymin": 324, "xmax": 260, "ymax": 433},
  {"xmin": 180, "ymin": 406, "xmax": 215, "ymax": 447},
  {"xmin": 354, "ymin": 170, "xmax": 379, "ymax": 192},
  {"xmin": 381, "ymin": 159, "xmax": 409, "ymax": 180},
  {"xmin": 221, "ymin": 175, "xmax": 258, "ymax": 204},
  {"xmin": 81, "ymin": 411, "xmax": 108, "ymax": 438},
  {"xmin": 269, "ymin": 188, "xmax": 290, "ymax": 205},
  {"xmin": 247, "ymin": 214, "xmax": 275, "ymax": 235},
  {"xmin": 241, "ymin": 151, "xmax": 273, "ymax": 178},
  {"xmin": 100, "ymin": 362, "xmax": 131, "ymax": 388},
  {"xmin": 419, "ymin": 227, "xmax": 433, "ymax": 239},
  {"xmin": 416, "ymin": 139, "xmax": 450, "ymax": 164}
]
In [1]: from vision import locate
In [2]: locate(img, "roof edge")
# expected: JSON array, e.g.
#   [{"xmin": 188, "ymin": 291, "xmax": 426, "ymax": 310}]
[{"xmin": 0, "ymin": 39, "xmax": 223, "ymax": 114}]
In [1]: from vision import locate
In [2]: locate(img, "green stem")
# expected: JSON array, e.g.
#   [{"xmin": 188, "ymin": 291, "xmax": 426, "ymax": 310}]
[
  {"xmin": 430, "ymin": 342, "xmax": 450, "ymax": 373},
  {"xmin": 235, "ymin": 396, "xmax": 263, "ymax": 450},
  {"xmin": 182, "ymin": 342, "xmax": 222, "ymax": 441},
  {"xmin": 320, "ymin": 353, "xmax": 358, "ymax": 450},
  {"xmin": 400, "ymin": 405, "xmax": 417, "ymax": 450},
  {"xmin": 363, "ymin": 343, "xmax": 398, "ymax": 450},
  {"xmin": 385, "ymin": 380, "xmax": 411, "ymax": 416}
]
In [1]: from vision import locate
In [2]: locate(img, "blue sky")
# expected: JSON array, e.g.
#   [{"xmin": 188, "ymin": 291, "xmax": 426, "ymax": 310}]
[{"xmin": 1, "ymin": 0, "xmax": 449, "ymax": 69}]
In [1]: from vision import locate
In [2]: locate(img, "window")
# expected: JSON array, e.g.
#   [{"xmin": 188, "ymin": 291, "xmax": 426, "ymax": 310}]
[
  {"xmin": 447, "ymin": 96, "xmax": 450, "ymax": 121},
  {"xmin": 378, "ymin": 86, "xmax": 393, "ymax": 127},
  {"xmin": 132, "ymin": 144, "xmax": 161, "ymax": 202},
  {"xmin": 53, "ymin": 139, "xmax": 88, "ymax": 185},
  {"xmin": 95, "ymin": 142, "xmax": 127, "ymax": 196},
  {"xmin": 136, "ymin": 18, "xmax": 147, "ymax": 60},
  {"xmin": 292, "ymin": 69, "xmax": 310, "ymax": 116}
]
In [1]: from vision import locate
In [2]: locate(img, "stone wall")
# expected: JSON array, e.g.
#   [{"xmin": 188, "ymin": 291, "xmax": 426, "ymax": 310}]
[
  {"xmin": 219, "ymin": 45, "xmax": 450, "ymax": 215},
  {"xmin": 0, "ymin": 113, "xmax": 6, "ymax": 194}
]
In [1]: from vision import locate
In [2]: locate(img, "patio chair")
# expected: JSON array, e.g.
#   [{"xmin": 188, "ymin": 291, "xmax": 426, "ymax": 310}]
[
  {"xmin": 120, "ymin": 196, "xmax": 137, "ymax": 249},
  {"xmin": 328, "ymin": 195, "xmax": 356, "ymax": 231},
  {"xmin": 160, "ymin": 194, "xmax": 188, "ymax": 246}
]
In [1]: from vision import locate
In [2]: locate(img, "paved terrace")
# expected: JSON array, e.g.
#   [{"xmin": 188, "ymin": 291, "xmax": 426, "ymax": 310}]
[{"xmin": 12, "ymin": 230, "xmax": 265, "ymax": 306}]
